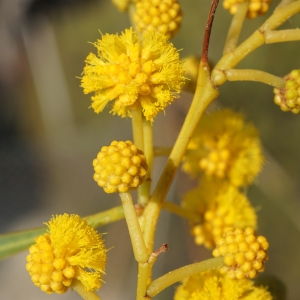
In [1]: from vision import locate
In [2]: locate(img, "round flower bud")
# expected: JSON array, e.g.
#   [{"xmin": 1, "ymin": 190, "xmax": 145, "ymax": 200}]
[
  {"xmin": 133, "ymin": 0, "xmax": 183, "ymax": 39},
  {"xmin": 93, "ymin": 140, "xmax": 148, "ymax": 193},
  {"xmin": 212, "ymin": 227, "xmax": 269, "ymax": 279},
  {"xmin": 223, "ymin": 0, "xmax": 272, "ymax": 19},
  {"xmin": 274, "ymin": 69, "xmax": 300, "ymax": 114}
]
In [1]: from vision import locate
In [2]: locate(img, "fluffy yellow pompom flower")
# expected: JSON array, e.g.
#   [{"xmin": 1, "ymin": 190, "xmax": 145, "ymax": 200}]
[
  {"xmin": 181, "ymin": 109, "xmax": 264, "ymax": 187},
  {"xmin": 133, "ymin": 0, "xmax": 183, "ymax": 39},
  {"xmin": 274, "ymin": 69, "xmax": 300, "ymax": 114},
  {"xmin": 26, "ymin": 214, "xmax": 106, "ymax": 294},
  {"xmin": 213, "ymin": 227, "xmax": 269, "ymax": 279},
  {"xmin": 174, "ymin": 270, "xmax": 272, "ymax": 300},
  {"xmin": 223, "ymin": 0, "xmax": 272, "ymax": 19},
  {"xmin": 93, "ymin": 140, "xmax": 148, "ymax": 193},
  {"xmin": 182, "ymin": 179, "xmax": 257, "ymax": 249},
  {"xmin": 81, "ymin": 28, "xmax": 185, "ymax": 122}
]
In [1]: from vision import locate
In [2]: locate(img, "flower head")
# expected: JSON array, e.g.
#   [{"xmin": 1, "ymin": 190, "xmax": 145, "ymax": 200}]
[
  {"xmin": 223, "ymin": 0, "xmax": 272, "ymax": 19},
  {"xmin": 81, "ymin": 28, "xmax": 185, "ymax": 122},
  {"xmin": 181, "ymin": 109, "xmax": 264, "ymax": 187},
  {"xmin": 26, "ymin": 214, "xmax": 106, "ymax": 294},
  {"xmin": 133, "ymin": 0, "xmax": 183, "ymax": 39},
  {"xmin": 213, "ymin": 227, "xmax": 269, "ymax": 279},
  {"xmin": 174, "ymin": 269, "xmax": 272, "ymax": 300},
  {"xmin": 182, "ymin": 179, "xmax": 257, "ymax": 249},
  {"xmin": 93, "ymin": 140, "xmax": 148, "ymax": 193},
  {"xmin": 274, "ymin": 69, "xmax": 300, "ymax": 114}
]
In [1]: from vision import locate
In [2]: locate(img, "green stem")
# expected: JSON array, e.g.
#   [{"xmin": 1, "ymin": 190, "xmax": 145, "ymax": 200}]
[
  {"xmin": 265, "ymin": 29, "xmax": 300, "ymax": 44},
  {"xmin": 136, "ymin": 244, "xmax": 167, "ymax": 300},
  {"xmin": 146, "ymin": 257, "xmax": 224, "ymax": 298},
  {"xmin": 143, "ymin": 60, "xmax": 219, "ymax": 254},
  {"xmin": 137, "ymin": 262, "xmax": 151, "ymax": 300},
  {"xmin": 131, "ymin": 104, "xmax": 144, "ymax": 151},
  {"xmin": 225, "ymin": 69, "xmax": 285, "ymax": 88},
  {"xmin": 223, "ymin": 1, "xmax": 249, "ymax": 54},
  {"xmin": 212, "ymin": 1, "xmax": 300, "ymax": 80},
  {"xmin": 138, "ymin": 119, "xmax": 154, "ymax": 206},
  {"xmin": 85, "ymin": 205, "xmax": 124, "ymax": 228},
  {"xmin": 119, "ymin": 192, "xmax": 148, "ymax": 263},
  {"xmin": 72, "ymin": 279, "xmax": 102, "ymax": 300},
  {"xmin": 162, "ymin": 201, "xmax": 202, "ymax": 223}
]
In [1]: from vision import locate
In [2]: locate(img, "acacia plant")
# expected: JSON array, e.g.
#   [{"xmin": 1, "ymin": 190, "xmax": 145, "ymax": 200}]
[{"xmin": 1, "ymin": 0, "xmax": 300, "ymax": 299}]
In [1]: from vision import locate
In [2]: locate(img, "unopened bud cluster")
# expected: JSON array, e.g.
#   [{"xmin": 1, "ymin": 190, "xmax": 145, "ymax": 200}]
[
  {"xmin": 223, "ymin": 0, "xmax": 272, "ymax": 19},
  {"xmin": 213, "ymin": 227, "xmax": 269, "ymax": 279},
  {"xmin": 26, "ymin": 235, "xmax": 75, "ymax": 294},
  {"xmin": 133, "ymin": 0, "xmax": 182, "ymax": 39},
  {"xmin": 93, "ymin": 140, "xmax": 148, "ymax": 193},
  {"xmin": 274, "ymin": 69, "xmax": 300, "ymax": 114}
]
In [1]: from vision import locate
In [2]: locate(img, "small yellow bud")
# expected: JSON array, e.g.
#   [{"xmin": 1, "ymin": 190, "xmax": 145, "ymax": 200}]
[
  {"xmin": 133, "ymin": 0, "xmax": 183, "ymax": 39},
  {"xmin": 213, "ymin": 227, "xmax": 269, "ymax": 279},
  {"xmin": 93, "ymin": 141, "xmax": 148, "ymax": 193},
  {"xmin": 223, "ymin": 0, "xmax": 272, "ymax": 19},
  {"xmin": 273, "ymin": 69, "xmax": 300, "ymax": 114}
]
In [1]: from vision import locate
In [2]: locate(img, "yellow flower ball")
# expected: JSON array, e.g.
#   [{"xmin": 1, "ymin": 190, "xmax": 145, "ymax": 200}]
[
  {"xmin": 212, "ymin": 227, "xmax": 269, "ymax": 279},
  {"xmin": 181, "ymin": 109, "xmax": 264, "ymax": 187},
  {"xmin": 133, "ymin": 0, "xmax": 183, "ymax": 39},
  {"xmin": 93, "ymin": 140, "xmax": 148, "ymax": 193},
  {"xmin": 223, "ymin": 0, "xmax": 272, "ymax": 19},
  {"xmin": 81, "ymin": 28, "xmax": 185, "ymax": 122},
  {"xmin": 274, "ymin": 69, "xmax": 300, "ymax": 114},
  {"xmin": 182, "ymin": 179, "xmax": 257, "ymax": 249},
  {"xmin": 26, "ymin": 214, "xmax": 106, "ymax": 294},
  {"xmin": 174, "ymin": 269, "xmax": 272, "ymax": 300}
]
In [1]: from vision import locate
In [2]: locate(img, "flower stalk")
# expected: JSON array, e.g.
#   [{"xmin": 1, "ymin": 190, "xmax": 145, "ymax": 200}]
[
  {"xmin": 119, "ymin": 192, "xmax": 148, "ymax": 263},
  {"xmin": 72, "ymin": 279, "xmax": 102, "ymax": 300},
  {"xmin": 224, "ymin": 69, "xmax": 285, "ymax": 88},
  {"xmin": 146, "ymin": 257, "xmax": 224, "ymax": 297}
]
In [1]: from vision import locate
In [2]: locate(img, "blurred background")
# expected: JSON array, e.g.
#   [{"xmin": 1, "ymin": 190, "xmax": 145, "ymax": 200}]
[{"xmin": 0, "ymin": 0, "xmax": 299, "ymax": 299}]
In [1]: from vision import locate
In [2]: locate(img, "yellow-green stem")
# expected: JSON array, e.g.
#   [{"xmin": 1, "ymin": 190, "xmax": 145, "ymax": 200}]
[
  {"xmin": 119, "ymin": 192, "xmax": 148, "ymax": 263},
  {"xmin": 85, "ymin": 205, "xmax": 124, "ymax": 228},
  {"xmin": 162, "ymin": 201, "xmax": 202, "ymax": 223},
  {"xmin": 137, "ymin": 262, "xmax": 151, "ymax": 300},
  {"xmin": 213, "ymin": 1, "xmax": 300, "ymax": 76},
  {"xmin": 72, "ymin": 279, "xmax": 102, "ymax": 300},
  {"xmin": 225, "ymin": 69, "xmax": 285, "ymax": 88},
  {"xmin": 143, "ymin": 60, "xmax": 219, "ymax": 254},
  {"xmin": 137, "ymin": 245, "xmax": 166, "ymax": 300},
  {"xmin": 132, "ymin": 104, "xmax": 144, "ymax": 152},
  {"xmin": 146, "ymin": 257, "xmax": 224, "ymax": 297},
  {"xmin": 138, "ymin": 119, "xmax": 154, "ymax": 206},
  {"xmin": 265, "ymin": 29, "xmax": 300, "ymax": 43},
  {"xmin": 223, "ymin": 1, "xmax": 249, "ymax": 54}
]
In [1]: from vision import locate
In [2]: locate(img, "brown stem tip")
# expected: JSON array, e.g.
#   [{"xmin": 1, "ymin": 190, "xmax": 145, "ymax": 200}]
[{"xmin": 202, "ymin": 0, "xmax": 220, "ymax": 62}]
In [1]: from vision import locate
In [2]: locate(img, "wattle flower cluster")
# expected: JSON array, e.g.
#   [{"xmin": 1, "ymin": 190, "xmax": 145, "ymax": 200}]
[
  {"xmin": 182, "ymin": 179, "xmax": 257, "ymax": 249},
  {"xmin": 93, "ymin": 140, "xmax": 148, "ymax": 193},
  {"xmin": 174, "ymin": 269, "xmax": 272, "ymax": 300},
  {"xmin": 213, "ymin": 227, "xmax": 269, "ymax": 279},
  {"xmin": 81, "ymin": 28, "xmax": 185, "ymax": 122},
  {"xmin": 26, "ymin": 214, "xmax": 106, "ymax": 294},
  {"xmin": 182, "ymin": 109, "xmax": 264, "ymax": 187},
  {"xmin": 133, "ymin": 0, "xmax": 183, "ymax": 39},
  {"xmin": 274, "ymin": 69, "xmax": 300, "ymax": 114},
  {"xmin": 223, "ymin": 0, "xmax": 272, "ymax": 19}
]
